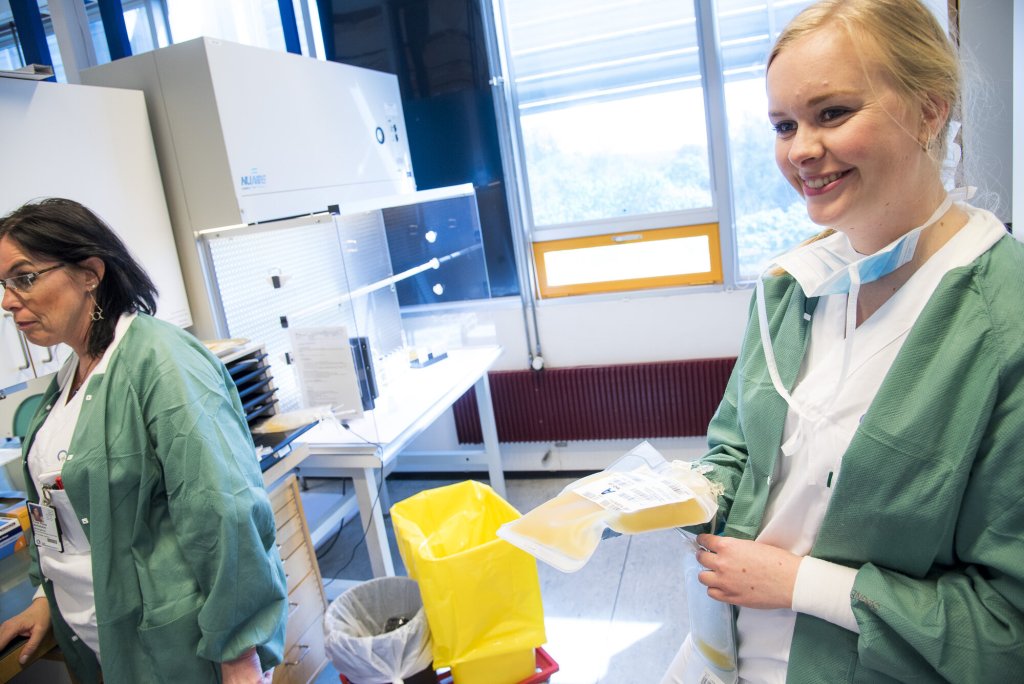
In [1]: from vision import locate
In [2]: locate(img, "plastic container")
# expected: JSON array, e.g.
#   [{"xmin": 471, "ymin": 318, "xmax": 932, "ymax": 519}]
[
  {"xmin": 521, "ymin": 647, "xmax": 560, "ymax": 684},
  {"xmin": 435, "ymin": 647, "xmax": 559, "ymax": 684},
  {"xmin": 449, "ymin": 648, "xmax": 536, "ymax": 684}
]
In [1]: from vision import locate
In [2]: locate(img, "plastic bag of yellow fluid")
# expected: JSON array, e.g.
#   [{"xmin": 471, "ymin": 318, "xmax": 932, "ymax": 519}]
[
  {"xmin": 497, "ymin": 441, "xmax": 720, "ymax": 572},
  {"xmin": 390, "ymin": 481, "xmax": 546, "ymax": 676},
  {"xmin": 679, "ymin": 529, "xmax": 739, "ymax": 683}
]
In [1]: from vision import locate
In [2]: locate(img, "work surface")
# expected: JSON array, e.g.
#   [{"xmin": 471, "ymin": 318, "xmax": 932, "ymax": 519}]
[
  {"xmin": 295, "ymin": 346, "xmax": 502, "ymax": 464},
  {"xmin": 281, "ymin": 346, "xmax": 506, "ymax": 578},
  {"xmin": 1, "ymin": 548, "xmax": 59, "ymax": 682}
]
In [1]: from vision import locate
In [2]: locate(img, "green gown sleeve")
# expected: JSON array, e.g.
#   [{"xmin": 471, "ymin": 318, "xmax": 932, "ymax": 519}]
[
  {"xmin": 849, "ymin": 346, "xmax": 1024, "ymax": 680},
  {"xmin": 141, "ymin": 342, "xmax": 288, "ymax": 670}
]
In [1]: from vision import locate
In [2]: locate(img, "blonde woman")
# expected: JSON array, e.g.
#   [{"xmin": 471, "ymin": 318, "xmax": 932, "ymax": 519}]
[{"xmin": 663, "ymin": 1, "xmax": 1024, "ymax": 682}]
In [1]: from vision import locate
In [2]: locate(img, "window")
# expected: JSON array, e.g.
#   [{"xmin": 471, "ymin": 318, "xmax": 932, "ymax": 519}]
[
  {"xmin": 717, "ymin": 0, "xmax": 817, "ymax": 280},
  {"xmin": 0, "ymin": 1, "xmax": 23, "ymax": 71},
  {"xmin": 495, "ymin": 0, "xmax": 819, "ymax": 293},
  {"xmin": 86, "ymin": 0, "xmax": 291, "ymax": 58},
  {"xmin": 161, "ymin": 0, "xmax": 287, "ymax": 51},
  {"xmin": 4, "ymin": 1, "xmax": 318, "ymax": 83},
  {"xmin": 121, "ymin": 1, "xmax": 170, "ymax": 55},
  {"xmin": 0, "ymin": 2, "xmax": 66, "ymax": 82},
  {"xmin": 495, "ymin": 0, "xmax": 951, "ymax": 293},
  {"xmin": 502, "ymin": 0, "xmax": 713, "ymax": 232},
  {"xmin": 534, "ymin": 223, "xmax": 722, "ymax": 297}
]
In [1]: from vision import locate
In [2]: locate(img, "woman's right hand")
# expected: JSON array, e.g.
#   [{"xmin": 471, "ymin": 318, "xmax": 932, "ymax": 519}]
[{"xmin": 0, "ymin": 597, "xmax": 52, "ymax": 664}]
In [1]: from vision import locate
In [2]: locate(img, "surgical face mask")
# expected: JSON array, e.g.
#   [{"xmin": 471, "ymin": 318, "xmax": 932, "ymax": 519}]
[
  {"xmin": 754, "ymin": 191, "xmax": 964, "ymax": 420},
  {"xmin": 775, "ymin": 194, "xmax": 954, "ymax": 298}
]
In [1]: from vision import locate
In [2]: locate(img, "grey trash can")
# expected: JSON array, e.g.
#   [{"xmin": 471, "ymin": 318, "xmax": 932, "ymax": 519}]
[{"xmin": 323, "ymin": 576, "xmax": 434, "ymax": 684}]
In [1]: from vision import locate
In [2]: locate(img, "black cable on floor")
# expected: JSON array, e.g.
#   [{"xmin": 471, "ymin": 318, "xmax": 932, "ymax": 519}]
[
  {"xmin": 320, "ymin": 421, "xmax": 387, "ymax": 588},
  {"xmin": 315, "ymin": 515, "xmax": 346, "ymax": 560},
  {"xmin": 325, "ymin": 463, "xmax": 386, "ymax": 580}
]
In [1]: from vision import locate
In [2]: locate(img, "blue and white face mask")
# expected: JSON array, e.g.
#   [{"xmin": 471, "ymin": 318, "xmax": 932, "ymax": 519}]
[
  {"xmin": 753, "ymin": 190, "xmax": 965, "ymax": 422},
  {"xmin": 773, "ymin": 193, "xmax": 954, "ymax": 298}
]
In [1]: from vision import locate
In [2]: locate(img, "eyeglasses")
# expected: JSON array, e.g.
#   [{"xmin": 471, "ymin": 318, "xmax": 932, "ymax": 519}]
[{"xmin": 0, "ymin": 264, "xmax": 65, "ymax": 293}]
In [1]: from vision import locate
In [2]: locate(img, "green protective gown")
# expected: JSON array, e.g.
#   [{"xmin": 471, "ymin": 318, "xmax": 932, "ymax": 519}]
[
  {"xmin": 21, "ymin": 314, "xmax": 287, "ymax": 683},
  {"xmin": 701, "ymin": 229, "xmax": 1024, "ymax": 682}
]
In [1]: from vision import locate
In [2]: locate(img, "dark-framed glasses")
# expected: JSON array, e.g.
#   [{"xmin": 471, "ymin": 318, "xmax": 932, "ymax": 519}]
[{"xmin": 0, "ymin": 264, "xmax": 65, "ymax": 293}]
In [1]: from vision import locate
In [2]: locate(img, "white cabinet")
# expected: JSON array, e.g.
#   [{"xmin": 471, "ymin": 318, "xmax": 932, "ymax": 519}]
[
  {"xmin": 0, "ymin": 78, "xmax": 192, "ymax": 334},
  {"xmin": 0, "ymin": 312, "xmax": 70, "ymax": 395},
  {"xmin": 267, "ymin": 474, "xmax": 328, "ymax": 684},
  {"xmin": 1, "ymin": 313, "xmax": 33, "ymax": 390},
  {"xmin": 0, "ymin": 76, "xmax": 192, "ymax": 396},
  {"xmin": 29, "ymin": 340, "xmax": 70, "ymax": 379}
]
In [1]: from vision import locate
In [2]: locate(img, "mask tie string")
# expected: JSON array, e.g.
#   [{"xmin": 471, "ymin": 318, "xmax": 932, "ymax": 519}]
[{"xmin": 755, "ymin": 275, "xmax": 824, "ymax": 421}]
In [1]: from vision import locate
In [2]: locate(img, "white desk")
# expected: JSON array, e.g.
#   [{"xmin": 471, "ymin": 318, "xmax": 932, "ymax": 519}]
[{"xmin": 287, "ymin": 345, "xmax": 505, "ymax": 577}]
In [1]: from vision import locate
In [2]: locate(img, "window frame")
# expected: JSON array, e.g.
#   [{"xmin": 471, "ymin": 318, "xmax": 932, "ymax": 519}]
[
  {"xmin": 533, "ymin": 222, "xmax": 723, "ymax": 298},
  {"xmin": 6, "ymin": 0, "xmax": 313, "ymax": 85},
  {"xmin": 490, "ymin": 0, "xmax": 739, "ymax": 299}
]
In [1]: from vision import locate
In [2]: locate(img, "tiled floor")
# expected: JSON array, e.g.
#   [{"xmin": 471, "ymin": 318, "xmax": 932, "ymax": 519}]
[{"xmin": 309, "ymin": 473, "xmax": 690, "ymax": 684}]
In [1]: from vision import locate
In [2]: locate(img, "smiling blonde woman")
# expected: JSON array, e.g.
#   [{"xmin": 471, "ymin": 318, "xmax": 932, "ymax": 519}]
[{"xmin": 660, "ymin": 1, "xmax": 1024, "ymax": 682}]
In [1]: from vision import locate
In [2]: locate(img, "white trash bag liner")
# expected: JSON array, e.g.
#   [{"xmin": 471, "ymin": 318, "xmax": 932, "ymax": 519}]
[{"xmin": 324, "ymin": 576, "xmax": 433, "ymax": 683}]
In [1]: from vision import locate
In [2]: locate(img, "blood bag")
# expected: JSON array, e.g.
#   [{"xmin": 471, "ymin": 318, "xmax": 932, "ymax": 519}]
[{"xmin": 497, "ymin": 442, "xmax": 720, "ymax": 572}]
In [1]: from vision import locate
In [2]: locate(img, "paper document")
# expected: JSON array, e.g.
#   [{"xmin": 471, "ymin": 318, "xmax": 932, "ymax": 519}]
[{"xmin": 290, "ymin": 326, "xmax": 364, "ymax": 418}]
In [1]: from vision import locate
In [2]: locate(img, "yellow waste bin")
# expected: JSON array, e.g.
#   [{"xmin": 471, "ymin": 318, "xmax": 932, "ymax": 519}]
[{"xmin": 391, "ymin": 481, "xmax": 546, "ymax": 684}]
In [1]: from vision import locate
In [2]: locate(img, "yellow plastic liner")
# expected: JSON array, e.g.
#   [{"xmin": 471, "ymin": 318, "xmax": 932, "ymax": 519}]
[{"xmin": 391, "ymin": 481, "xmax": 547, "ymax": 675}]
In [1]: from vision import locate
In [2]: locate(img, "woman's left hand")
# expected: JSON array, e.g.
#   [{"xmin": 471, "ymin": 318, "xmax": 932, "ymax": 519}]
[
  {"xmin": 696, "ymin": 534, "xmax": 802, "ymax": 610},
  {"xmin": 221, "ymin": 647, "xmax": 273, "ymax": 684}
]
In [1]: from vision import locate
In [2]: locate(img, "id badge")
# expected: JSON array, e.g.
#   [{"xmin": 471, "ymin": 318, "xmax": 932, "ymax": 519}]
[{"xmin": 28, "ymin": 501, "xmax": 64, "ymax": 552}]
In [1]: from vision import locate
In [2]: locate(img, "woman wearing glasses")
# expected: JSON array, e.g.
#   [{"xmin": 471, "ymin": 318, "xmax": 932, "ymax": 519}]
[{"xmin": 0, "ymin": 198, "xmax": 287, "ymax": 684}]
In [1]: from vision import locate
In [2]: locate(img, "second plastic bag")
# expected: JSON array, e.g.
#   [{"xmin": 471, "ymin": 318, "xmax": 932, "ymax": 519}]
[
  {"xmin": 323, "ymin": 576, "xmax": 433, "ymax": 683},
  {"xmin": 680, "ymin": 530, "xmax": 739, "ymax": 683},
  {"xmin": 497, "ymin": 441, "xmax": 720, "ymax": 572}
]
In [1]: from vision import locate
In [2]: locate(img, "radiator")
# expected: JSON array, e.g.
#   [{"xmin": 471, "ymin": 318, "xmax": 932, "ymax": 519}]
[{"xmin": 453, "ymin": 357, "xmax": 736, "ymax": 443}]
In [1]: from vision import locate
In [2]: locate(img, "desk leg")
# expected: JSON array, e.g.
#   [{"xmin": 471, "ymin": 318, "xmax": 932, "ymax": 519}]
[
  {"xmin": 474, "ymin": 372, "xmax": 507, "ymax": 499},
  {"xmin": 352, "ymin": 466, "xmax": 395, "ymax": 577}
]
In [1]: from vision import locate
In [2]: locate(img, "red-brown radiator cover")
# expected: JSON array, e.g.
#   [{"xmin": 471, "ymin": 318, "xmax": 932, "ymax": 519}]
[{"xmin": 453, "ymin": 357, "xmax": 736, "ymax": 443}]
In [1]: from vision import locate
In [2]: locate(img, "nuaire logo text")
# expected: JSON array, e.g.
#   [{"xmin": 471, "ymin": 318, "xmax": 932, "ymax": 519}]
[{"xmin": 240, "ymin": 169, "xmax": 267, "ymax": 189}]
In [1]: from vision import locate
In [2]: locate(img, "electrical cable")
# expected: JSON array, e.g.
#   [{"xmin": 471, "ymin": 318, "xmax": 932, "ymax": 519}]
[
  {"xmin": 314, "ymin": 515, "xmax": 345, "ymax": 560},
  {"xmin": 325, "ymin": 459, "xmax": 385, "ymax": 580},
  {"xmin": 312, "ymin": 472, "xmax": 356, "ymax": 561},
  {"xmin": 319, "ymin": 422, "xmax": 387, "ymax": 588}
]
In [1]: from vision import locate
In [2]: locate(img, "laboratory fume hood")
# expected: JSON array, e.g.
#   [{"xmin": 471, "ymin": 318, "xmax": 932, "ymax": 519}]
[{"xmin": 82, "ymin": 38, "xmax": 492, "ymax": 414}]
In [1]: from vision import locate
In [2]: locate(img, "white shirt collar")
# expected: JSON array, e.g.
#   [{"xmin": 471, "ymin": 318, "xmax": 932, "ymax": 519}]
[{"xmin": 56, "ymin": 313, "xmax": 137, "ymax": 391}]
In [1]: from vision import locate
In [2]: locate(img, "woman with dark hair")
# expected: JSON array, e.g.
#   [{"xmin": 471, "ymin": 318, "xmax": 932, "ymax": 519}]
[{"xmin": 0, "ymin": 198, "xmax": 287, "ymax": 684}]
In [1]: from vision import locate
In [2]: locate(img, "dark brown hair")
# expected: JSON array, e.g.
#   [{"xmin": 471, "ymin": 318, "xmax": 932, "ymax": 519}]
[{"xmin": 0, "ymin": 198, "xmax": 158, "ymax": 357}]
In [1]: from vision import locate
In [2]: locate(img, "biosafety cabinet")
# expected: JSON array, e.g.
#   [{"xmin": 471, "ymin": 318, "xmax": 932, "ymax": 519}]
[
  {"xmin": 83, "ymin": 39, "xmax": 492, "ymax": 415},
  {"xmin": 81, "ymin": 37, "xmax": 417, "ymax": 340}
]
